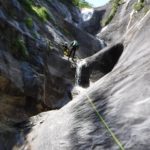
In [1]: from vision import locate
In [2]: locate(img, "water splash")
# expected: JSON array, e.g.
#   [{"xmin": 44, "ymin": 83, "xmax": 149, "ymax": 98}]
[{"xmin": 72, "ymin": 85, "xmax": 86, "ymax": 97}]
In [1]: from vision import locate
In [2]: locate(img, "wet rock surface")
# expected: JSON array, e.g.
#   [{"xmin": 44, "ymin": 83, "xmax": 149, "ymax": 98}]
[
  {"xmin": 0, "ymin": 0, "xmax": 102, "ymax": 115},
  {"xmin": 16, "ymin": 10, "xmax": 150, "ymax": 150},
  {"xmin": 1, "ymin": 0, "xmax": 150, "ymax": 149},
  {"xmin": 0, "ymin": 0, "xmax": 102, "ymax": 134},
  {"xmin": 80, "ymin": 6, "xmax": 106, "ymax": 35},
  {"xmin": 97, "ymin": 0, "xmax": 150, "ymax": 44}
]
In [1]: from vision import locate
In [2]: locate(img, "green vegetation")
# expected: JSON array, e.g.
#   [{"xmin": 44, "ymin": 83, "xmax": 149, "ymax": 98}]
[
  {"xmin": 133, "ymin": 0, "xmax": 145, "ymax": 11},
  {"xmin": 73, "ymin": 0, "xmax": 92, "ymax": 8},
  {"xmin": 25, "ymin": 17, "xmax": 33, "ymax": 29},
  {"xmin": 31, "ymin": 6, "xmax": 50, "ymax": 22},
  {"xmin": 101, "ymin": 0, "xmax": 124, "ymax": 26},
  {"xmin": 144, "ymin": 6, "xmax": 150, "ymax": 14},
  {"xmin": 62, "ymin": 0, "xmax": 92, "ymax": 8},
  {"xmin": 140, "ymin": 0, "xmax": 145, "ymax": 3},
  {"xmin": 19, "ymin": 0, "xmax": 54, "ymax": 22},
  {"xmin": 46, "ymin": 39, "xmax": 53, "ymax": 52},
  {"xmin": 12, "ymin": 38, "xmax": 29, "ymax": 59}
]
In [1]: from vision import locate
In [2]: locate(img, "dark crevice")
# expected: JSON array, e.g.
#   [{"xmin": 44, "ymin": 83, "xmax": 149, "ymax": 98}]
[
  {"xmin": 97, "ymin": 43, "xmax": 124, "ymax": 73},
  {"xmin": 77, "ymin": 43, "xmax": 124, "ymax": 86}
]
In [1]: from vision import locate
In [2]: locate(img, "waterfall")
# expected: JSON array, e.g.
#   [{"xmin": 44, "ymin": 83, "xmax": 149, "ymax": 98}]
[
  {"xmin": 99, "ymin": 39, "xmax": 106, "ymax": 49},
  {"xmin": 75, "ymin": 60, "xmax": 90, "ymax": 87},
  {"xmin": 71, "ymin": 60, "xmax": 89, "ymax": 97},
  {"xmin": 81, "ymin": 8, "xmax": 94, "ymax": 21},
  {"xmin": 76, "ymin": 60, "xmax": 86, "ymax": 85}
]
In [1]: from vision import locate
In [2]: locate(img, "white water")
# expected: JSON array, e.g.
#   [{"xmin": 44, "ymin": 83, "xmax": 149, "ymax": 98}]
[
  {"xmin": 81, "ymin": 8, "xmax": 94, "ymax": 21},
  {"xmin": 73, "ymin": 37, "xmax": 106, "ymax": 96},
  {"xmin": 76, "ymin": 59, "xmax": 87, "ymax": 85},
  {"xmin": 72, "ymin": 81, "xmax": 93, "ymax": 96},
  {"xmin": 98, "ymin": 39, "xmax": 106, "ymax": 48},
  {"xmin": 71, "ymin": 60, "xmax": 88, "ymax": 97},
  {"xmin": 72, "ymin": 85, "xmax": 86, "ymax": 96}
]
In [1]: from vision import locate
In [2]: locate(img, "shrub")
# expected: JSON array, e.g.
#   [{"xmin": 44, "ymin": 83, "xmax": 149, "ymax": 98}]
[
  {"xmin": 12, "ymin": 38, "xmax": 29, "ymax": 59},
  {"xmin": 25, "ymin": 17, "xmax": 33, "ymax": 28},
  {"xmin": 140, "ymin": 0, "xmax": 144, "ymax": 3},
  {"xmin": 144, "ymin": 6, "xmax": 150, "ymax": 14},
  {"xmin": 101, "ymin": 0, "xmax": 124, "ymax": 26},
  {"xmin": 61, "ymin": 0, "xmax": 92, "ymax": 8},
  {"xmin": 19, "ymin": 0, "xmax": 53, "ymax": 23},
  {"xmin": 31, "ymin": 6, "xmax": 50, "ymax": 22},
  {"xmin": 133, "ymin": 1, "xmax": 145, "ymax": 11},
  {"xmin": 78, "ymin": 0, "xmax": 92, "ymax": 8}
]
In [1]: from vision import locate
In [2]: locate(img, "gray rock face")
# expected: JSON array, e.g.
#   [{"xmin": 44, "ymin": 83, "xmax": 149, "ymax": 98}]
[
  {"xmin": 70, "ymin": 5, "xmax": 82, "ymax": 24},
  {"xmin": 47, "ymin": 0, "xmax": 72, "ymax": 22},
  {"xmin": 97, "ymin": 0, "xmax": 150, "ymax": 44},
  {"xmin": 0, "ymin": 51, "xmax": 28, "ymax": 131},
  {"xmin": 0, "ymin": 0, "xmax": 83, "ymax": 130},
  {"xmin": 87, "ymin": 43, "xmax": 123, "ymax": 82},
  {"xmin": 76, "ymin": 43, "xmax": 123, "ymax": 87},
  {"xmin": 1, "ymin": 0, "xmax": 150, "ymax": 150},
  {"xmin": 0, "ymin": 0, "xmax": 105, "ymax": 137},
  {"xmin": 12, "ymin": 9, "xmax": 150, "ymax": 150},
  {"xmin": 80, "ymin": 6, "xmax": 106, "ymax": 35},
  {"xmin": 64, "ymin": 20, "xmax": 102, "ymax": 58},
  {"xmin": 0, "ymin": 0, "xmax": 102, "ymax": 111}
]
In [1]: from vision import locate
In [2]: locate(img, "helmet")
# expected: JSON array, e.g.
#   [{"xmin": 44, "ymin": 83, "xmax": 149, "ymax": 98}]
[{"xmin": 64, "ymin": 42, "xmax": 68, "ymax": 46}]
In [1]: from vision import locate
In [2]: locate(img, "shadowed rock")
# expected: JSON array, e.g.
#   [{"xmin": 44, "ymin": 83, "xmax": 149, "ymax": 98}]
[
  {"xmin": 1, "ymin": 0, "xmax": 150, "ymax": 149},
  {"xmin": 76, "ymin": 43, "xmax": 124, "ymax": 86},
  {"xmin": 64, "ymin": 20, "xmax": 102, "ymax": 58},
  {"xmin": 12, "ymin": 10, "xmax": 150, "ymax": 150}
]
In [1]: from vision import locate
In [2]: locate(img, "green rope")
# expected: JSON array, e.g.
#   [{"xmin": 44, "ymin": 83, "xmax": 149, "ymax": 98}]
[{"xmin": 85, "ymin": 95, "xmax": 125, "ymax": 150}]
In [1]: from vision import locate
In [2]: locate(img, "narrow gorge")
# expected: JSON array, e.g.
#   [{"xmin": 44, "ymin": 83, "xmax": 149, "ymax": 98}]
[{"xmin": 0, "ymin": 0, "xmax": 150, "ymax": 149}]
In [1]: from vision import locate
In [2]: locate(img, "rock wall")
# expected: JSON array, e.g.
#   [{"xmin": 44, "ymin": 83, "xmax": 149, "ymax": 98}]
[
  {"xmin": 17, "ymin": 9, "xmax": 150, "ymax": 150},
  {"xmin": 79, "ymin": 6, "xmax": 106, "ymax": 35},
  {"xmin": 98, "ymin": 0, "xmax": 150, "ymax": 44},
  {"xmin": 0, "ymin": 0, "xmax": 102, "ymax": 131},
  {"xmin": 1, "ymin": 0, "xmax": 150, "ymax": 150}
]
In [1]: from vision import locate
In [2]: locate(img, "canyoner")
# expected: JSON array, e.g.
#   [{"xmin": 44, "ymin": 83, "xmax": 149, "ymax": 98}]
[
  {"xmin": 68, "ymin": 40, "xmax": 79, "ymax": 61},
  {"xmin": 1, "ymin": 0, "xmax": 150, "ymax": 149},
  {"xmin": 62, "ymin": 40, "xmax": 80, "ymax": 62}
]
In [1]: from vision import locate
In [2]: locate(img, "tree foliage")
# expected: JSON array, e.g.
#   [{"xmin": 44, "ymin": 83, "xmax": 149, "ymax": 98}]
[
  {"xmin": 133, "ymin": 0, "xmax": 145, "ymax": 12},
  {"xmin": 62, "ymin": 0, "xmax": 92, "ymax": 8},
  {"xmin": 74, "ymin": 0, "xmax": 92, "ymax": 8},
  {"xmin": 101, "ymin": 0, "xmax": 124, "ymax": 26}
]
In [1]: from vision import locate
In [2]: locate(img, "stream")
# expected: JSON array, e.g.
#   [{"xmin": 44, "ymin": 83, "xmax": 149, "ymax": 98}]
[{"xmin": 72, "ymin": 37, "xmax": 106, "ymax": 97}]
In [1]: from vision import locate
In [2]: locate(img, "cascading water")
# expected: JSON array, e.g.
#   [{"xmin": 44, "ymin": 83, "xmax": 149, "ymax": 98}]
[
  {"xmin": 76, "ymin": 60, "xmax": 87, "ymax": 86},
  {"xmin": 72, "ymin": 60, "xmax": 89, "ymax": 97},
  {"xmin": 72, "ymin": 37, "xmax": 106, "ymax": 96},
  {"xmin": 98, "ymin": 39, "xmax": 106, "ymax": 49},
  {"xmin": 81, "ymin": 8, "xmax": 94, "ymax": 21}
]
